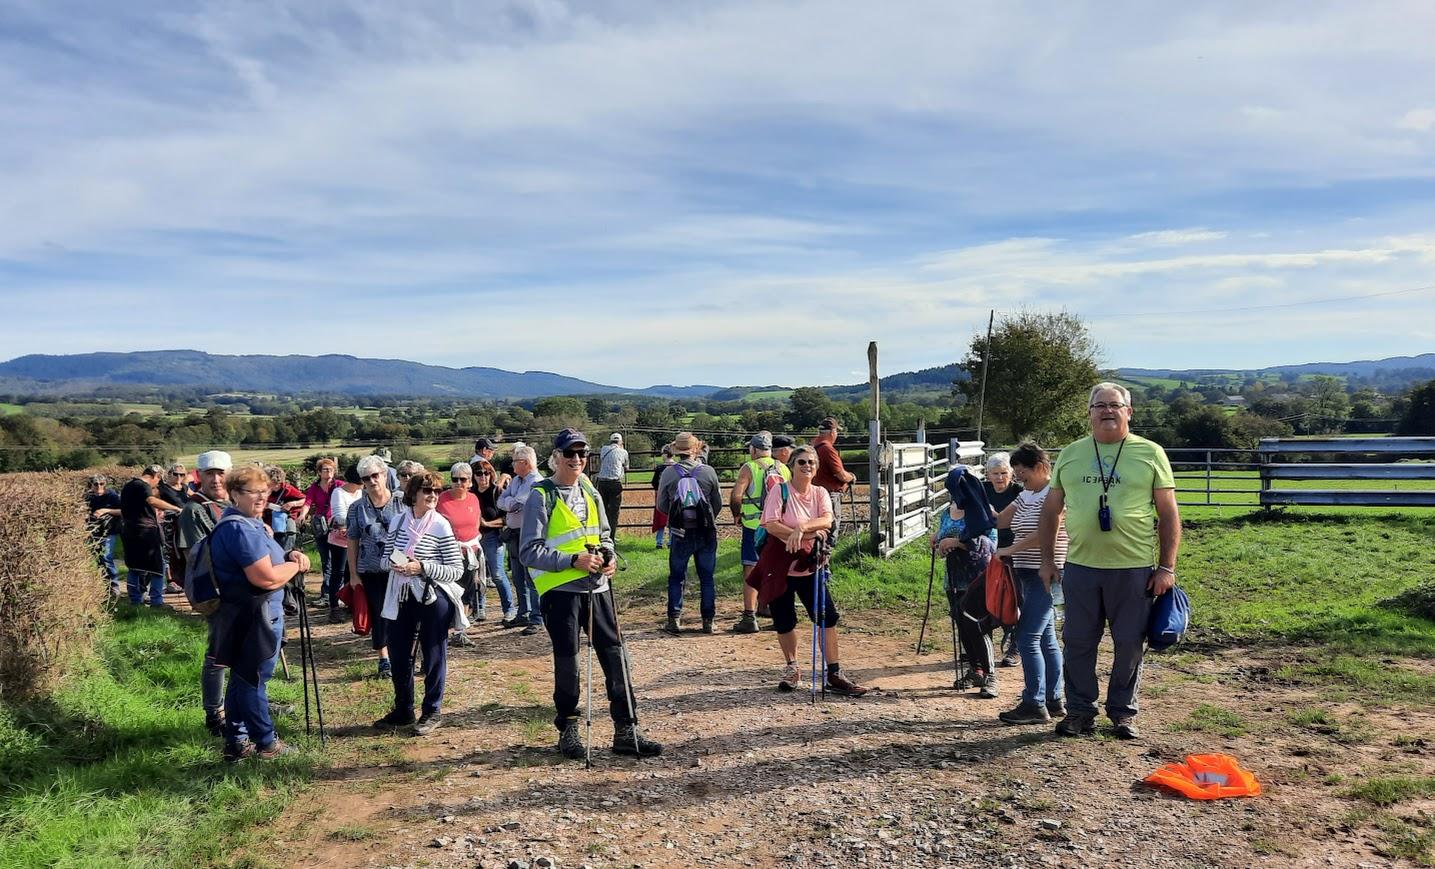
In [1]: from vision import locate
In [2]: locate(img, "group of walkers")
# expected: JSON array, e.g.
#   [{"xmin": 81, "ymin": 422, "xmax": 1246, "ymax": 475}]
[
  {"xmin": 926, "ymin": 382, "xmax": 1181, "ymax": 740},
  {"xmin": 82, "ymin": 379, "xmax": 1181, "ymax": 762}
]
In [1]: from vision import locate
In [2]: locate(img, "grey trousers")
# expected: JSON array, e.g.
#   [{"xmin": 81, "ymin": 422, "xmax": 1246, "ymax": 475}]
[{"xmin": 1061, "ymin": 563, "xmax": 1153, "ymax": 720}]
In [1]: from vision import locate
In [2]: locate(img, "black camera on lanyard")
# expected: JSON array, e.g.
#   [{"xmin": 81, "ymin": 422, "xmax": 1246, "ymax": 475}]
[
  {"xmin": 1098, "ymin": 494, "xmax": 1112, "ymax": 532},
  {"xmin": 1095, "ymin": 438, "xmax": 1126, "ymax": 533}
]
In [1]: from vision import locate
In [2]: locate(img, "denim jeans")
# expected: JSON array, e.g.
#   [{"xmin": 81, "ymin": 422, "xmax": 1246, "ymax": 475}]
[
  {"xmin": 667, "ymin": 530, "xmax": 718, "ymax": 620},
  {"xmin": 480, "ymin": 533, "xmax": 516, "ymax": 620},
  {"xmin": 224, "ymin": 593, "xmax": 284, "ymax": 749},
  {"xmin": 1014, "ymin": 567, "xmax": 1064, "ymax": 707},
  {"xmin": 127, "ymin": 569, "xmax": 164, "ymax": 606},
  {"xmin": 315, "ymin": 538, "xmax": 333, "ymax": 597},
  {"xmin": 96, "ymin": 535, "xmax": 118, "ymax": 592},
  {"xmin": 506, "ymin": 533, "xmax": 542, "ymax": 625},
  {"xmin": 202, "ymin": 615, "xmax": 227, "ymax": 719}
]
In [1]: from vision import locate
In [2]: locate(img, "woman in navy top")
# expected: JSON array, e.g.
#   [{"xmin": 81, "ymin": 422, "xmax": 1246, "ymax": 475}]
[{"xmin": 209, "ymin": 465, "xmax": 311, "ymax": 763}]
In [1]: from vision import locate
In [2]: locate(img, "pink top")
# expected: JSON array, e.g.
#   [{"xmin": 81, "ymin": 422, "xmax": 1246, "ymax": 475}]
[
  {"xmin": 760, "ymin": 483, "xmax": 831, "ymax": 577},
  {"xmin": 436, "ymin": 490, "xmax": 482, "ymax": 542},
  {"xmin": 304, "ymin": 480, "xmax": 337, "ymax": 519}
]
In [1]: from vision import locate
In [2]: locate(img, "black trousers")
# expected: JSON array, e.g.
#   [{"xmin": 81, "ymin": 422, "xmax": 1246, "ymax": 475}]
[
  {"xmin": 360, "ymin": 571, "xmax": 390, "ymax": 651},
  {"xmin": 596, "ymin": 479, "xmax": 624, "ymax": 536},
  {"xmin": 540, "ymin": 588, "xmax": 635, "ymax": 730}
]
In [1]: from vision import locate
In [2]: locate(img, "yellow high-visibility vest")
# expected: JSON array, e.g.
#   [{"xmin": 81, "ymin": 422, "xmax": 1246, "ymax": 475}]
[{"xmin": 529, "ymin": 480, "xmax": 602, "ymax": 596}]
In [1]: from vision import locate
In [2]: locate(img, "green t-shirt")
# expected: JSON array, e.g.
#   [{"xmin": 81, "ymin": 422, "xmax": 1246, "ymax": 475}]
[{"xmin": 1051, "ymin": 433, "xmax": 1174, "ymax": 569}]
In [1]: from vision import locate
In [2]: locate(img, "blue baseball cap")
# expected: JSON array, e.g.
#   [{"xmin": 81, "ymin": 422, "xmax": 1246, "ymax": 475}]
[{"xmin": 553, "ymin": 428, "xmax": 589, "ymax": 451}]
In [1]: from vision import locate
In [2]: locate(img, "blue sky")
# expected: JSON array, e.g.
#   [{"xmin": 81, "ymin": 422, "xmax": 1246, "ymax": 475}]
[{"xmin": 3, "ymin": 0, "xmax": 1434, "ymax": 388}]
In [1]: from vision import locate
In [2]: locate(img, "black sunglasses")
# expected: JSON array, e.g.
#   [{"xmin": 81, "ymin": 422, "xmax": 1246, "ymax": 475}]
[
  {"xmin": 794, "ymin": 459, "xmax": 817, "ymax": 467},
  {"xmin": 452, "ymin": 477, "xmax": 471, "ymax": 483},
  {"xmin": 562, "ymin": 448, "xmax": 589, "ymax": 459},
  {"xmin": 419, "ymin": 486, "xmax": 441, "ymax": 494}
]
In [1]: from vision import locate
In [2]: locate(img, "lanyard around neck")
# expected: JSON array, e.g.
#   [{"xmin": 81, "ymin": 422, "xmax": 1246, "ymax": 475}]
[{"xmin": 1095, "ymin": 437, "xmax": 1127, "ymax": 495}]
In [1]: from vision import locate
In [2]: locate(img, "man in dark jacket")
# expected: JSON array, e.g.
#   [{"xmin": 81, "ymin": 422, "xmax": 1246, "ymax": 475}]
[{"xmin": 177, "ymin": 450, "xmax": 234, "ymax": 737}]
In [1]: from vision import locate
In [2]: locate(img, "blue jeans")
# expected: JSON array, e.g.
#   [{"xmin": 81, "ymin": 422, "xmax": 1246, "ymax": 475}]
[
  {"xmin": 96, "ymin": 535, "xmax": 118, "ymax": 592},
  {"xmin": 1014, "ymin": 567, "xmax": 1063, "ymax": 707},
  {"xmin": 127, "ymin": 569, "xmax": 164, "ymax": 606},
  {"xmin": 203, "ymin": 615, "xmax": 227, "ymax": 718},
  {"xmin": 481, "ymin": 533, "xmax": 516, "ymax": 620},
  {"xmin": 315, "ymin": 538, "xmax": 333, "ymax": 596},
  {"xmin": 667, "ymin": 530, "xmax": 718, "ymax": 620},
  {"xmin": 224, "ymin": 593, "xmax": 284, "ymax": 748},
  {"xmin": 506, "ymin": 533, "xmax": 542, "ymax": 625}
]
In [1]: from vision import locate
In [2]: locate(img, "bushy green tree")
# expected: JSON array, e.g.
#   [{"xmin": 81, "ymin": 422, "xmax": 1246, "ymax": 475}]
[
  {"xmin": 958, "ymin": 311, "xmax": 1101, "ymax": 443},
  {"xmin": 1397, "ymin": 379, "xmax": 1435, "ymax": 435}
]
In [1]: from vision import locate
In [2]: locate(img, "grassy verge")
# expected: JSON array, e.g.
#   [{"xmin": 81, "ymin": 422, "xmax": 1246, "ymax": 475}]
[{"xmin": 0, "ymin": 607, "xmax": 314, "ymax": 869}]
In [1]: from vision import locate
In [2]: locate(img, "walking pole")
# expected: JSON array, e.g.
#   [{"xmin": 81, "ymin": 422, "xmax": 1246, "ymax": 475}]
[
  {"xmin": 299, "ymin": 571, "xmax": 327, "ymax": 747},
  {"xmin": 293, "ymin": 576, "xmax": 311, "ymax": 737},
  {"xmin": 818, "ymin": 563, "xmax": 829, "ymax": 701},
  {"xmin": 916, "ymin": 544, "xmax": 937, "ymax": 655},
  {"xmin": 951, "ymin": 617, "xmax": 964, "ymax": 689},
  {"xmin": 585, "ymin": 589, "xmax": 595, "ymax": 769},
  {"xmin": 601, "ymin": 559, "xmax": 646, "ymax": 746},
  {"xmin": 810, "ymin": 566, "xmax": 821, "ymax": 704},
  {"xmin": 279, "ymin": 647, "xmax": 292, "ymax": 681}
]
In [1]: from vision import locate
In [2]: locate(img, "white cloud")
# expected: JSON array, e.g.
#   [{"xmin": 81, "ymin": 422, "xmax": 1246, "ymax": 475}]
[{"xmin": 1397, "ymin": 108, "xmax": 1435, "ymax": 132}]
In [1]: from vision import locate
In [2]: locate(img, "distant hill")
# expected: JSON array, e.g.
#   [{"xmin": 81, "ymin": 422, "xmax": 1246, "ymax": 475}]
[
  {"xmin": 0, "ymin": 351, "xmax": 721, "ymax": 400},
  {"xmin": 1121, "ymin": 353, "xmax": 1435, "ymax": 388}
]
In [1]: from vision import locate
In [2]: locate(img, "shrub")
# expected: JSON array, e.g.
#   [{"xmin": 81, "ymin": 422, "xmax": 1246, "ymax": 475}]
[{"xmin": 0, "ymin": 470, "xmax": 110, "ymax": 700}]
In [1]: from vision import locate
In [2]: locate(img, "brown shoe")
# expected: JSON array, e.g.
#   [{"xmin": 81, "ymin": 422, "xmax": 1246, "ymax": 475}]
[{"xmin": 824, "ymin": 669, "xmax": 869, "ymax": 697}]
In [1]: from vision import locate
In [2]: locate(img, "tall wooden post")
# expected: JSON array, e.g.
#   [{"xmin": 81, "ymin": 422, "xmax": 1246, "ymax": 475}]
[
  {"xmin": 975, "ymin": 309, "xmax": 994, "ymax": 442},
  {"xmin": 868, "ymin": 342, "xmax": 881, "ymax": 553}
]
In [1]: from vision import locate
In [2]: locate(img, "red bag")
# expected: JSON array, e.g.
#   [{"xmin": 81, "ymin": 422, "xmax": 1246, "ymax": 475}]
[
  {"xmin": 984, "ymin": 557, "xmax": 1020, "ymax": 629},
  {"xmin": 336, "ymin": 584, "xmax": 370, "ymax": 636}
]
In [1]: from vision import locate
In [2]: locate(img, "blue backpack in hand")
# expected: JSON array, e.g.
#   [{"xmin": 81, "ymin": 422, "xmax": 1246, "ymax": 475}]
[{"xmin": 1147, "ymin": 585, "xmax": 1191, "ymax": 651}]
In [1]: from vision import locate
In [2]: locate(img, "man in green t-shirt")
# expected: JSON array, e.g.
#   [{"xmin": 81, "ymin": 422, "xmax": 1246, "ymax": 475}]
[{"xmin": 1039, "ymin": 382, "xmax": 1181, "ymax": 740}]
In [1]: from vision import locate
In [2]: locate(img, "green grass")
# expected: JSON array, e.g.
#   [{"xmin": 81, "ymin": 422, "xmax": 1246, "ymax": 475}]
[
  {"xmin": 1169, "ymin": 703, "xmax": 1248, "ymax": 738},
  {"xmin": 0, "ymin": 402, "xmax": 22, "ymax": 415},
  {"xmin": 1285, "ymin": 708, "xmax": 1375, "ymax": 743},
  {"xmin": 1346, "ymin": 776, "xmax": 1435, "ymax": 807},
  {"xmin": 0, "ymin": 607, "xmax": 315, "ymax": 868}
]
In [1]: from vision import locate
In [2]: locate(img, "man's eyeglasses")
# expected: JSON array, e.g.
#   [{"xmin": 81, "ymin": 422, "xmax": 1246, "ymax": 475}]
[
  {"xmin": 1089, "ymin": 402, "xmax": 1128, "ymax": 411},
  {"xmin": 562, "ymin": 449, "xmax": 589, "ymax": 459}
]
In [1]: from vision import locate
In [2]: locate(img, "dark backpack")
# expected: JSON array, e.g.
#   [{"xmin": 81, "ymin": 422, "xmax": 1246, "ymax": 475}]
[
  {"xmin": 672, "ymin": 465, "xmax": 715, "ymax": 532},
  {"xmin": 184, "ymin": 514, "xmax": 243, "ymax": 616}
]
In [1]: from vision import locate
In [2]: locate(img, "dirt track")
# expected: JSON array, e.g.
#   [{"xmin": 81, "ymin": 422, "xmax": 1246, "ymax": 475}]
[{"xmin": 258, "ymin": 593, "xmax": 1433, "ymax": 869}]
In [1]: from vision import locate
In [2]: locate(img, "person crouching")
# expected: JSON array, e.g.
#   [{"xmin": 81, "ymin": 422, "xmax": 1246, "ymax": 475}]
[{"xmin": 519, "ymin": 428, "xmax": 663, "ymax": 760}]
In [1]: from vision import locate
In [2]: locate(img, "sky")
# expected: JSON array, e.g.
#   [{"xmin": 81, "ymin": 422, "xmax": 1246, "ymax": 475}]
[{"xmin": 3, "ymin": 0, "xmax": 1434, "ymax": 389}]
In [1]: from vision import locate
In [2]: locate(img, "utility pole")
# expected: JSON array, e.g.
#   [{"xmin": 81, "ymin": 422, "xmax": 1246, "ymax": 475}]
[{"xmin": 975, "ymin": 309, "xmax": 994, "ymax": 443}]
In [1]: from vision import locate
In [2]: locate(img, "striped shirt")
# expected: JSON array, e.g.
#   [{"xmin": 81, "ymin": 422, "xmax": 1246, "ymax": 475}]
[
  {"xmin": 1010, "ymin": 485, "xmax": 1068, "ymax": 570},
  {"xmin": 380, "ymin": 508, "xmax": 464, "ymax": 619}
]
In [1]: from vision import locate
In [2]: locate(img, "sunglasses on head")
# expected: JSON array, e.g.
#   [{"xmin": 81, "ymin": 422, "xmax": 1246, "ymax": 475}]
[{"xmin": 562, "ymin": 448, "xmax": 589, "ymax": 459}]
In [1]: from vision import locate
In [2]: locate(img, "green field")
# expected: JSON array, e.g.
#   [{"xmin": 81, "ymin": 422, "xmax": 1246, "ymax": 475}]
[
  {"xmin": 742, "ymin": 389, "xmax": 794, "ymax": 402},
  {"xmin": 0, "ymin": 402, "xmax": 22, "ymax": 415}
]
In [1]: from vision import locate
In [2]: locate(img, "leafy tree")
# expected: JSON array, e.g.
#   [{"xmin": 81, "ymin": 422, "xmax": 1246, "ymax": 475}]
[
  {"xmin": 1396, "ymin": 379, "xmax": 1435, "ymax": 435},
  {"xmin": 533, "ymin": 396, "xmax": 586, "ymax": 420},
  {"xmin": 787, "ymin": 387, "xmax": 834, "ymax": 430},
  {"xmin": 958, "ymin": 311, "xmax": 1101, "ymax": 443},
  {"xmin": 1304, "ymin": 376, "xmax": 1350, "ymax": 434}
]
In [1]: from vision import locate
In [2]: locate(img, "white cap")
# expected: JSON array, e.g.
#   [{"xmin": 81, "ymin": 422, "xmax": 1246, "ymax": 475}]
[
  {"xmin": 610, "ymin": 432, "xmax": 623, "ymax": 442},
  {"xmin": 196, "ymin": 450, "xmax": 233, "ymax": 471}
]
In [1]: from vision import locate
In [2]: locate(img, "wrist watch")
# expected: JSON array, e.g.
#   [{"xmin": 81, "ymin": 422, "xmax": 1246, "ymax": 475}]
[{"xmin": 570, "ymin": 554, "xmax": 580, "ymax": 569}]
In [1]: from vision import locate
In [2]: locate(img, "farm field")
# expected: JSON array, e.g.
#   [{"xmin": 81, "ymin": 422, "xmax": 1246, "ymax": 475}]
[
  {"xmin": 7, "ymin": 507, "xmax": 1432, "ymax": 867},
  {"xmin": 0, "ymin": 402, "xmax": 22, "ymax": 414}
]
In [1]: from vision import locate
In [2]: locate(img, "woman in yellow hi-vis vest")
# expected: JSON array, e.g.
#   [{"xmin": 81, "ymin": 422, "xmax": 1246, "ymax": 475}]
[{"xmin": 519, "ymin": 429, "xmax": 663, "ymax": 762}]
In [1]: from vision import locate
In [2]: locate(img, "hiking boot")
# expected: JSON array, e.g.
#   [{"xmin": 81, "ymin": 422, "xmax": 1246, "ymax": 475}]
[
  {"xmin": 612, "ymin": 724, "xmax": 663, "ymax": 757},
  {"xmin": 377, "ymin": 658, "xmax": 392, "ymax": 679},
  {"xmin": 777, "ymin": 662, "xmax": 801, "ymax": 692},
  {"xmin": 412, "ymin": 712, "xmax": 443, "ymax": 735},
  {"xmin": 998, "ymin": 702, "xmax": 1051, "ymax": 725},
  {"xmin": 1111, "ymin": 717, "xmax": 1141, "ymax": 740},
  {"xmin": 978, "ymin": 676, "xmax": 1000, "ymax": 699},
  {"xmin": 256, "ymin": 739, "xmax": 294, "ymax": 760},
  {"xmin": 701, "ymin": 618, "xmax": 714, "ymax": 634},
  {"xmin": 520, "ymin": 623, "xmax": 541, "ymax": 636},
  {"xmin": 1047, "ymin": 698, "xmax": 1067, "ymax": 718},
  {"xmin": 327, "ymin": 605, "xmax": 342, "ymax": 624},
  {"xmin": 501, "ymin": 616, "xmax": 524, "ymax": 629},
  {"xmin": 962, "ymin": 668, "xmax": 988, "ymax": 689},
  {"xmin": 373, "ymin": 708, "xmax": 416, "ymax": 731},
  {"xmin": 732, "ymin": 612, "xmax": 759, "ymax": 634},
  {"xmin": 204, "ymin": 710, "xmax": 225, "ymax": 738},
  {"xmin": 472, "ymin": 609, "xmax": 488, "ymax": 622},
  {"xmin": 448, "ymin": 630, "xmax": 474, "ymax": 647},
  {"xmin": 999, "ymin": 652, "xmax": 1020, "ymax": 668},
  {"xmin": 825, "ymin": 669, "xmax": 869, "ymax": 698},
  {"xmin": 1055, "ymin": 713, "xmax": 1096, "ymax": 737},
  {"xmin": 558, "ymin": 721, "xmax": 585, "ymax": 760},
  {"xmin": 662, "ymin": 616, "xmax": 682, "ymax": 636},
  {"xmin": 223, "ymin": 741, "xmax": 255, "ymax": 764}
]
